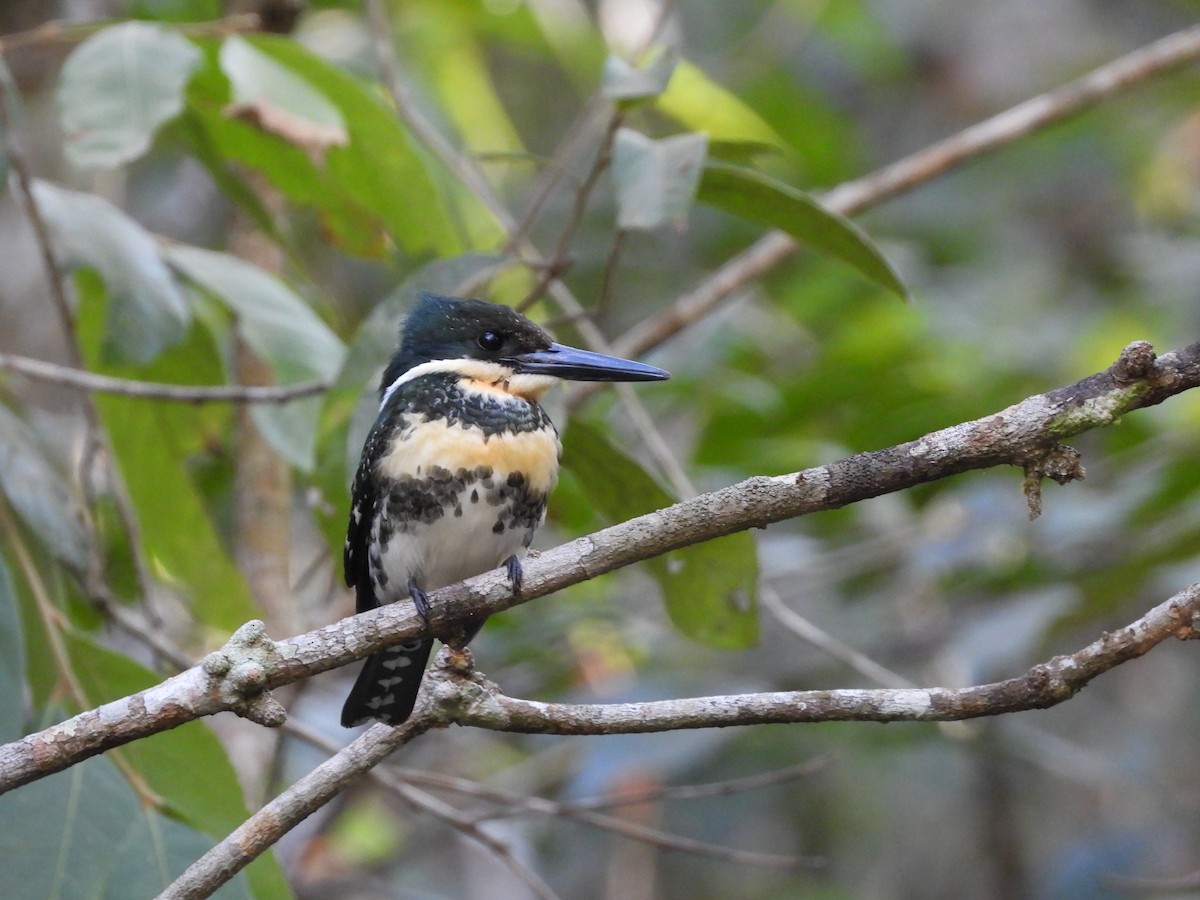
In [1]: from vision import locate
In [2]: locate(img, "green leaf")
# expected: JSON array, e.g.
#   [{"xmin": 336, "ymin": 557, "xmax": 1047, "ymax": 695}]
[
  {"xmin": 58, "ymin": 21, "xmax": 202, "ymax": 169},
  {"xmin": 165, "ymin": 244, "xmax": 345, "ymax": 470},
  {"xmin": 30, "ymin": 180, "xmax": 190, "ymax": 363},
  {"xmin": 0, "ymin": 404, "xmax": 89, "ymax": 570},
  {"xmin": 0, "ymin": 558, "xmax": 24, "ymax": 741},
  {"xmin": 611, "ymin": 129, "xmax": 708, "ymax": 231},
  {"xmin": 601, "ymin": 47, "xmax": 679, "ymax": 103},
  {"xmin": 657, "ymin": 59, "xmax": 786, "ymax": 149},
  {"xmin": 70, "ymin": 279, "xmax": 260, "ymax": 635},
  {"xmin": 0, "ymin": 754, "xmax": 255, "ymax": 900},
  {"xmin": 63, "ymin": 633, "xmax": 290, "ymax": 899},
  {"xmin": 246, "ymin": 36, "xmax": 467, "ymax": 254},
  {"xmin": 697, "ymin": 163, "xmax": 909, "ymax": 300},
  {"xmin": 182, "ymin": 35, "xmax": 464, "ymax": 257},
  {"xmin": 220, "ymin": 36, "xmax": 348, "ymax": 156},
  {"xmin": 96, "ymin": 392, "xmax": 259, "ymax": 631},
  {"xmin": 562, "ymin": 421, "xmax": 758, "ymax": 649}
]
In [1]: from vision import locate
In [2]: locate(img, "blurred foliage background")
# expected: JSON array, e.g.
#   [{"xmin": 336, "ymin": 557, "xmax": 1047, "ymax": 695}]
[{"xmin": 0, "ymin": 1, "xmax": 1198, "ymax": 898}]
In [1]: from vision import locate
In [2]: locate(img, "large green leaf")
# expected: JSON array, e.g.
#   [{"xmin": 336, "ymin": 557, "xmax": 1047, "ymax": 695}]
[
  {"xmin": 97, "ymin": 392, "xmax": 259, "ymax": 631},
  {"xmin": 0, "ymin": 404, "xmax": 89, "ymax": 570},
  {"xmin": 63, "ymin": 633, "xmax": 291, "ymax": 899},
  {"xmin": 30, "ymin": 180, "xmax": 190, "ymax": 363},
  {"xmin": 220, "ymin": 36, "xmax": 347, "ymax": 154},
  {"xmin": 0, "ymin": 753, "xmax": 255, "ymax": 900},
  {"xmin": 697, "ymin": 163, "xmax": 909, "ymax": 301},
  {"xmin": 657, "ymin": 59, "xmax": 786, "ymax": 149},
  {"xmin": 58, "ymin": 21, "xmax": 202, "ymax": 170},
  {"xmin": 611, "ymin": 129, "xmax": 708, "ymax": 231},
  {"xmin": 562, "ymin": 421, "xmax": 758, "ymax": 649},
  {"xmin": 181, "ymin": 35, "xmax": 464, "ymax": 257},
  {"xmin": 70, "ymin": 280, "xmax": 259, "ymax": 635},
  {"xmin": 165, "ymin": 244, "xmax": 345, "ymax": 470},
  {"xmin": 0, "ymin": 558, "xmax": 24, "ymax": 741},
  {"xmin": 243, "ymin": 35, "xmax": 471, "ymax": 254}
]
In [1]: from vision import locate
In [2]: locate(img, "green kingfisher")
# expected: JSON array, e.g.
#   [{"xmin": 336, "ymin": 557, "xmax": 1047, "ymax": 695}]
[{"xmin": 341, "ymin": 292, "xmax": 669, "ymax": 727}]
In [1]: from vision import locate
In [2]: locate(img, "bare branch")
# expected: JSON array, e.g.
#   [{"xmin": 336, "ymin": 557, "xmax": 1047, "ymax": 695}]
[
  {"xmin": 158, "ymin": 719, "xmax": 430, "ymax": 900},
  {"xmin": 397, "ymin": 764, "xmax": 819, "ymax": 870},
  {"xmin": 760, "ymin": 585, "xmax": 916, "ymax": 689},
  {"xmin": 1, "ymin": 339, "xmax": 1197, "ymax": 793},
  {"xmin": 583, "ymin": 23, "xmax": 1200, "ymax": 388},
  {"xmin": 280, "ymin": 718, "xmax": 563, "ymax": 900},
  {"xmin": 452, "ymin": 582, "xmax": 1199, "ymax": 734},
  {"xmin": 0, "ymin": 12, "xmax": 260, "ymax": 54},
  {"xmin": 0, "ymin": 351, "xmax": 330, "ymax": 403},
  {"xmin": 448, "ymin": 756, "xmax": 829, "ymax": 820}
]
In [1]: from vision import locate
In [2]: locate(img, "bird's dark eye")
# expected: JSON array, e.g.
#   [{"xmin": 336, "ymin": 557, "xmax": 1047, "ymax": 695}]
[{"xmin": 477, "ymin": 330, "xmax": 504, "ymax": 352}]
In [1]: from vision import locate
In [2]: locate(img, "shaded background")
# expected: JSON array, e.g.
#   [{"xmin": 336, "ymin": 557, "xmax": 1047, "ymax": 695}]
[{"xmin": 0, "ymin": 1, "xmax": 1198, "ymax": 898}]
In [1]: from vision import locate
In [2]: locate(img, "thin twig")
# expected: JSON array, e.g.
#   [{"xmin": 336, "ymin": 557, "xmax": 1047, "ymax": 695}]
[
  {"xmin": 503, "ymin": 0, "xmax": 676, "ymax": 256},
  {"xmin": 279, "ymin": 718, "xmax": 562, "ymax": 900},
  {"xmin": 596, "ymin": 228, "xmax": 629, "ymax": 319},
  {"xmin": 502, "ymin": 96, "xmax": 610, "ymax": 255},
  {"xmin": 577, "ymin": 22, "xmax": 1200, "ymax": 401},
  {"xmin": 760, "ymin": 584, "xmax": 916, "ymax": 689},
  {"xmin": 0, "ymin": 12, "xmax": 261, "ymax": 54},
  {"xmin": 248, "ymin": 718, "xmax": 818, "ymax": 882},
  {"xmin": 406, "ymin": 756, "xmax": 830, "ymax": 821},
  {"xmin": 0, "ymin": 351, "xmax": 330, "ymax": 403},
  {"xmin": 518, "ymin": 112, "xmax": 624, "ymax": 312},
  {"xmin": 367, "ymin": 771, "xmax": 564, "ymax": 900},
  {"xmin": 390, "ymin": 772, "xmax": 818, "ymax": 869},
  {"xmin": 1101, "ymin": 868, "xmax": 1200, "ymax": 894}
]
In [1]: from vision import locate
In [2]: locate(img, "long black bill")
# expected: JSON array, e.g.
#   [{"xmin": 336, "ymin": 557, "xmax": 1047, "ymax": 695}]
[{"xmin": 511, "ymin": 343, "xmax": 669, "ymax": 382}]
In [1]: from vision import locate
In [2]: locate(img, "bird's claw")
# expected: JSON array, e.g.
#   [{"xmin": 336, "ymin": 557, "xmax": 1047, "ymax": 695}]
[
  {"xmin": 504, "ymin": 554, "xmax": 524, "ymax": 596},
  {"xmin": 408, "ymin": 577, "xmax": 432, "ymax": 625}
]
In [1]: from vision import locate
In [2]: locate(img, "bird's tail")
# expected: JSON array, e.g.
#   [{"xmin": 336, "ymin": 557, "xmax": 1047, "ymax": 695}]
[{"xmin": 340, "ymin": 638, "xmax": 434, "ymax": 727}]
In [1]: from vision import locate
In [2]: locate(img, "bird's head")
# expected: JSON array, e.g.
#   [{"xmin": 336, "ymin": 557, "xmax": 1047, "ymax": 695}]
[{"xmin": 380, "ymin": 293, "xmax": 668, "ymax": 403}]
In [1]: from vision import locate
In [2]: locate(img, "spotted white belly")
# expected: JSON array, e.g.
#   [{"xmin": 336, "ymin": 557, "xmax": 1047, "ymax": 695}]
[{"xmin": 373, "ymin": 491, "xmax": 541, "ymax": 600}]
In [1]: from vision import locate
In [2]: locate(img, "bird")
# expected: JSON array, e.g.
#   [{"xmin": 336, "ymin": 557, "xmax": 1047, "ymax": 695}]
[{"xmin": 341, "ymin": 292, "xmax": 669, "ymax": 727}]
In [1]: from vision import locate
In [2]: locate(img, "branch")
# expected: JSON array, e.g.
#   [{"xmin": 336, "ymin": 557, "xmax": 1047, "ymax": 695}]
[
  {"xmin": 446, "ymin": 582, "xmax": 1199, "ymax": 734},
  {"xmin": 0, "ymin": 351, "xmax": 330, "ymax": 403},
  {"xmin": 0, "ymin": 12, "xmax": 260, "ymax": 54},
  {"xmin": 172, "ymin": 661, "xmax": 816, "ymax": 899},
  {"xmin": 1, "ymin": 339, "xmax": 1198, "ymax": 793},
  {"xmin": 460, "ymin": 756, "xmax": 829, "ymax": 818},
  {"xmin": 588, "ymin": 23, "xmax": 1200, "ymax": 381},
  {"xmin": 280, "ymin": 718, "xmax": 562, "ymax": 900},
  {"xmin": 158, "ymin": 719, "xmax": 431, "ymax": 900}
]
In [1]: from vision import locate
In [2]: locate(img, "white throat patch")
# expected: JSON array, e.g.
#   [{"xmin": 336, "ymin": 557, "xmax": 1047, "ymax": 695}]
[{"xmin": 379, "ymin": 358, "xmax": 555, "ymax": 410}]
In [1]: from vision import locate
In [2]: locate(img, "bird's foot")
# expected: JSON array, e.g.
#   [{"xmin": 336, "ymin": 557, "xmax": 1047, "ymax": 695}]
[
  {"xmin": 408, "ymin": 577, "xmax": 432, "ymax": 625},
  {"xmin": 504, "ymin": 554, "xmax": 524, "ymax": 596},
  {"xmin": 444, "ymin": 645, "xmax": 475, "ymax": 674}
]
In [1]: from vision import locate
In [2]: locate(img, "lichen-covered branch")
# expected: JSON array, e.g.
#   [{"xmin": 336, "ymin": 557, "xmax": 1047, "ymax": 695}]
[{"xmin": 447, "ymin": 583, "xmax": 1200, "ymax": 734}]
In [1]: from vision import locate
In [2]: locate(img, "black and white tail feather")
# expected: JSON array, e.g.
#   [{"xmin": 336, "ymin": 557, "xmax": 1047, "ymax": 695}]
[{"xmin": 340, "ymin": 637, "xmax": 433, "ymax": 727}]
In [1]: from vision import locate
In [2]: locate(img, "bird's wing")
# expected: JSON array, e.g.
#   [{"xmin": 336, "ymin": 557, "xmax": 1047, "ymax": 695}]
[{"xmin": 344, "ymin": 395, "xmax": 409, "ymax": 614}]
